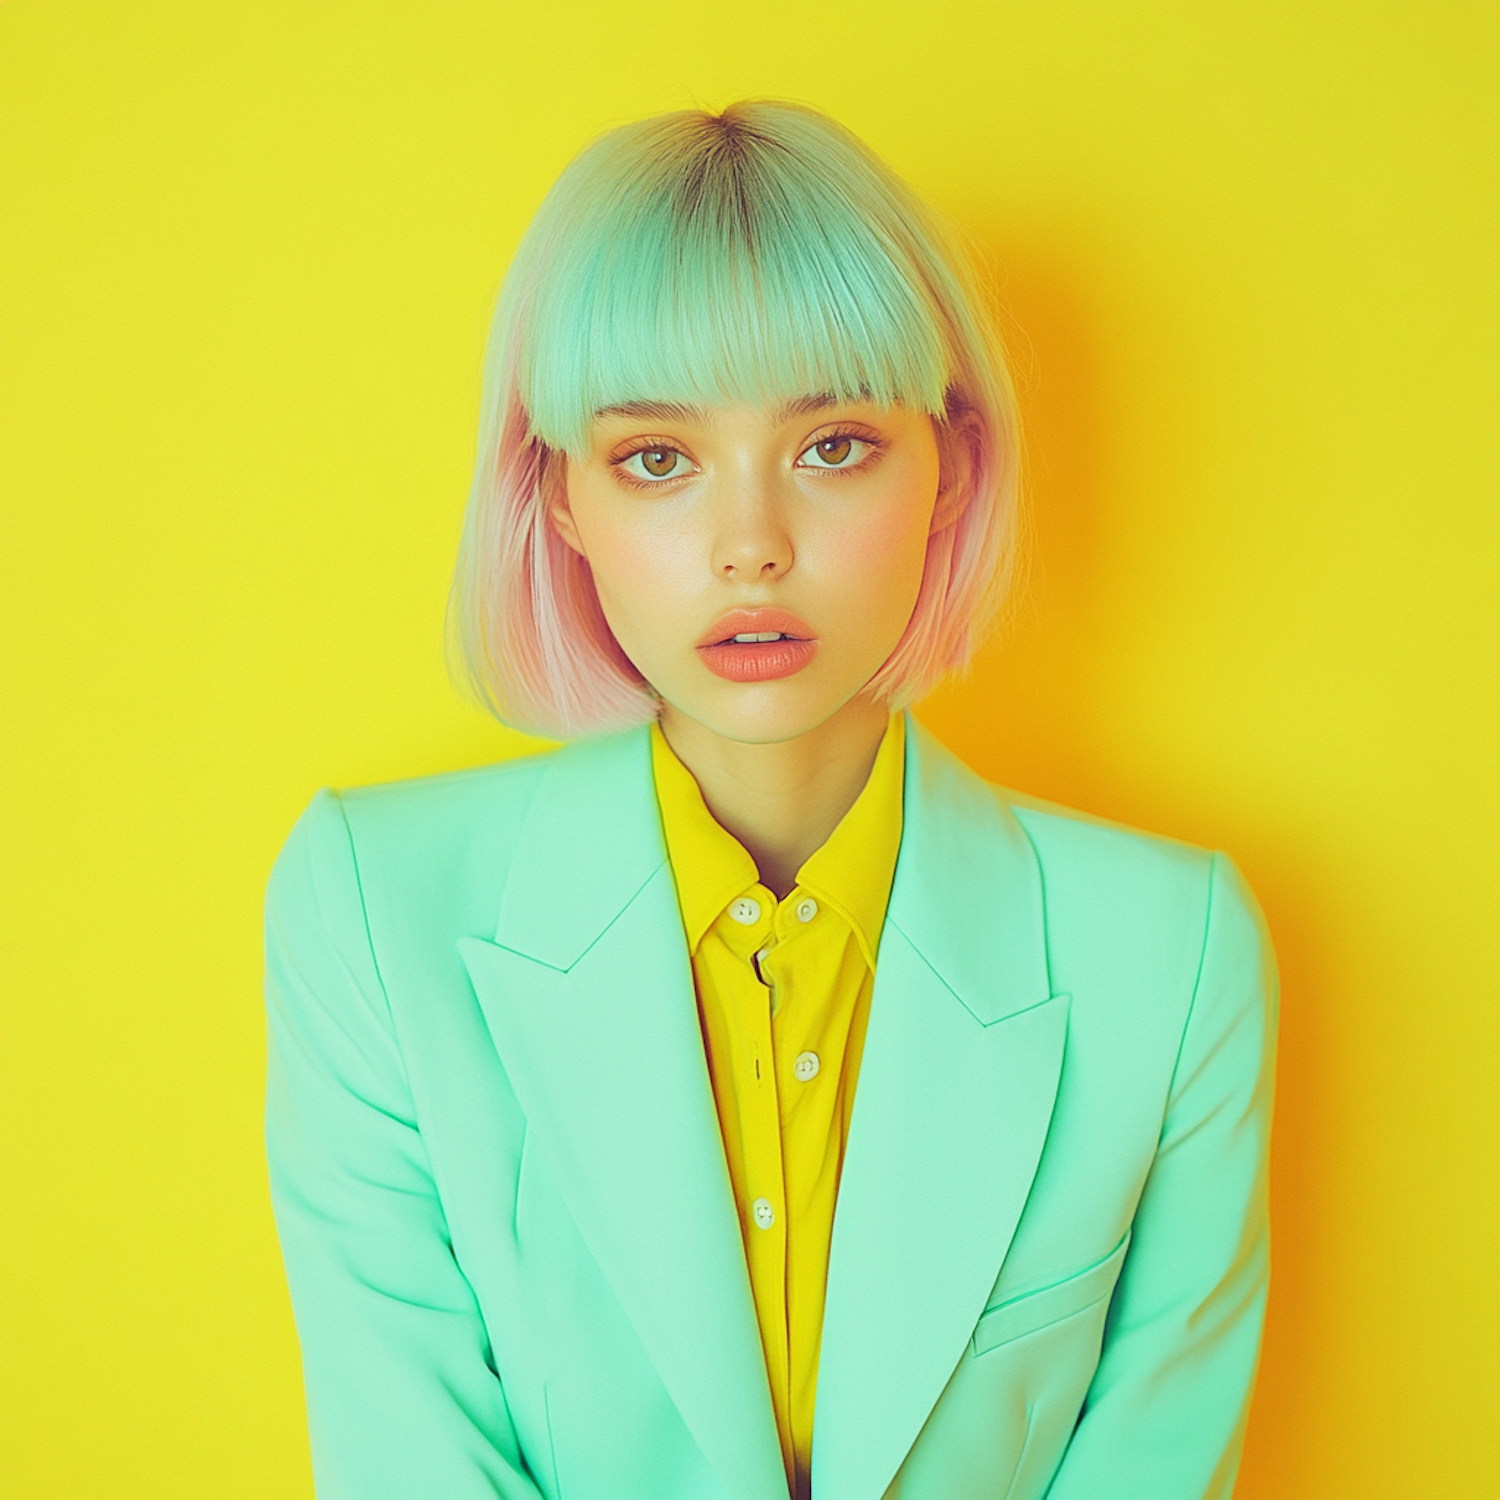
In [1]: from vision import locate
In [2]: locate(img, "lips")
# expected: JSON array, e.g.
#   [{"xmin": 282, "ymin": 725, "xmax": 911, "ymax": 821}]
[{"xmin": 696, "ymin": 607, "xmax": 819, "ymax": 683}]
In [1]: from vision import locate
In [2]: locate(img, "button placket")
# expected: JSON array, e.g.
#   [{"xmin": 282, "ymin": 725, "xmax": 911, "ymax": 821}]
[{"xmin": 752, "ymin": 947, "xmax": 772, "ymax": 986}]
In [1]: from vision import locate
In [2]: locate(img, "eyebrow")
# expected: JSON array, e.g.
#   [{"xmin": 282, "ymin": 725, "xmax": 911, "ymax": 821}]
[
  {"xmin": 592, "ymin": 393, "xmax": 842, "ymax": 425},
  {"xmin": 592, "ymin": 399, "xmax": 704, "ymax": 423}
]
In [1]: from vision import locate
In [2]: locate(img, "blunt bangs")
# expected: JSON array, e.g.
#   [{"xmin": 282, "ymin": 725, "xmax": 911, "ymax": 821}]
[
  {"xmin": 513, "ymin": 110, "xmax": 952, "ymax": 454},
  {"xmin": 451, "ymin": 101, "xmax": 1020, "ymax": 739}
]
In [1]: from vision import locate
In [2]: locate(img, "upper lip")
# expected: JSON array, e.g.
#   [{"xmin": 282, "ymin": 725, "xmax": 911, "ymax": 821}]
[{"xmin": 696, "ymin": 607, "xmax": 817, "ymax": 648}]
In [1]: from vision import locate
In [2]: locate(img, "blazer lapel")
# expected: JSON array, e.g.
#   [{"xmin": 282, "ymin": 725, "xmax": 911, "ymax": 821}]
[
  {"xmin": 813, "ymin": 719, "xmax": 1069, "ymax": 1500},
  {"xmin": 458, "ymin": 730, "xmax": 788, "ymax": 1500}
]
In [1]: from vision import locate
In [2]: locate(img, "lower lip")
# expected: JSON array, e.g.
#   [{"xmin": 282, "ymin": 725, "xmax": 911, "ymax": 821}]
[{"xmin": 697, "ymin": 637, "xmax": 819, "ymax": 683}]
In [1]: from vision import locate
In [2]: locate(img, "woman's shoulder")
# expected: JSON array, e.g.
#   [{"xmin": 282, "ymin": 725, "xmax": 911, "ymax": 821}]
[
  {"xmin": 951, "ymin": 774, "xmax": 1276, "ymax": 1069},
  {"xmin": 266, "ymin": 744, "xmax": 593, "ymax": 971},
  {"xmin": 273, "ymin": 745, "xmax": 566, "ymax": 902},
  {"xmin": 998, "ymin": 784, "xmax": 1214, "ymax": 877},
  {"xmin": 920, "ymin": 725, "xmax": 1220, "ymax": 893},
  {"xmin": 910, "ymin": 731, "xmax": 1267, "ymax": 991},
  {"xmin": 336, "ymin": 744, "xmax": 560, "ymax": 831},
  {"xmin": 989, "ymin": 780, "xmax": 1268, "ymax": 976}
]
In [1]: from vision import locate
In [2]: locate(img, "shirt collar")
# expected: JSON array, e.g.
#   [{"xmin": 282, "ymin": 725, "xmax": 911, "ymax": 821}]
[{"xmin": 650, "ymin": 713, "xmax": 906, "ymax": 966}]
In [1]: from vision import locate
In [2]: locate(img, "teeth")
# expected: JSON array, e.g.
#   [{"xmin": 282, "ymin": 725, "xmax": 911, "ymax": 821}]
[{"xmin": 732, "ymin": 632, "xmax": 785, "ymax": 643}]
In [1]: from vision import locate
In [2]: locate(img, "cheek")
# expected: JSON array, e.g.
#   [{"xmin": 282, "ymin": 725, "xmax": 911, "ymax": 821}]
[
  {"xmin": 572, "ymin": 501, "xmax": 699, "ymax": 625},
  {"xmin": 816, "ymin": 498, "xmax": 932, "ymax": 613},
  {"xmin": 821, "ymin": 435, "xmax": 941, "ymax": 596}
]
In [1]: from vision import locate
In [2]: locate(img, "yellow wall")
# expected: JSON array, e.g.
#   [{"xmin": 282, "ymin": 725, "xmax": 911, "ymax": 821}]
[{"xmin": 2, "ymin": 3, "xmax": 1495, "ymax": 1495}]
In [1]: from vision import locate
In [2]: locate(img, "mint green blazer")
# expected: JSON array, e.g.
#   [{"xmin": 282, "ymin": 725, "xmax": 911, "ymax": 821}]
[{"xmin": 265, "ymin": 717, "xmax": 1276, "ymax": 1500}]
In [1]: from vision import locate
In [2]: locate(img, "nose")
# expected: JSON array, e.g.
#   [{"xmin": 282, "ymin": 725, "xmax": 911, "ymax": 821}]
[{"xmin": 710, "ymin": 472, "xmax": 794, "ymax": 582}]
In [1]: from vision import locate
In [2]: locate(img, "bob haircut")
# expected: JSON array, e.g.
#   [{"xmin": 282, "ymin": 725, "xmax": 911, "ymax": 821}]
[{"xmin": 450, "ymin": 100, "xmax": 1020, "ymax": 739}]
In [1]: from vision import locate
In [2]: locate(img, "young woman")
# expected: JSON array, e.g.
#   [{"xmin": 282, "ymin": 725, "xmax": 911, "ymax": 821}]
[{"xmin": 266, "ymin": 102, "xmax": 1276, "ymax": 1500}]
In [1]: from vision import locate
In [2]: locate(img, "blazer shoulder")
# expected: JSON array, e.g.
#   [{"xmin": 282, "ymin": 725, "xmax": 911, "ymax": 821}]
[
  {"xmin": 296, "ymin": 747, "xmax": 562, "ymax": 913},
  {"xmin": 911, "ymin": 722, "xmax": 1214, "ymax": 891},
  {"xmin": 990, "ymin": 783, "xmax": 1229, "ymax": 961},
  {"xmin": 971, "ymin": 782, "xmax": 1273, "ymax": 1081},
  {"xmin": 336, "ymin": 746, "xmax": 558, "ymax": 831},
  {"xmin": 997, "ymin": 785, "xmax": 1213, "ymax": 881}
]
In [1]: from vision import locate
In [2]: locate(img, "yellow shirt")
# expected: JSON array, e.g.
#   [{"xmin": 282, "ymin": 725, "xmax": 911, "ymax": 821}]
[{"xmin": 650, "ymin": 715, "xmax": 905, "ymax": 1500}]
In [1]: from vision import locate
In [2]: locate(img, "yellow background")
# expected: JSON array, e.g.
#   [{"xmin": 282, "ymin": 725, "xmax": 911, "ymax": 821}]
[{"xmin": 2, "ymin": 3, "xmax": 1495, "ymax": 1496}]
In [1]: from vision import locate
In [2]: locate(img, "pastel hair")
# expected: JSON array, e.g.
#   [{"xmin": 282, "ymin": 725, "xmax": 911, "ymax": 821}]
[{"xmin": 449, "ymin": 100, "xmax": 1020, "ymax": 738}]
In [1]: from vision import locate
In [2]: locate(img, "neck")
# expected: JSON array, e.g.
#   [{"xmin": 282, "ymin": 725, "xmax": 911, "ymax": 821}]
[{"xmin": 659, "ymin": 696, "xmax": 892, "ymax": 898}]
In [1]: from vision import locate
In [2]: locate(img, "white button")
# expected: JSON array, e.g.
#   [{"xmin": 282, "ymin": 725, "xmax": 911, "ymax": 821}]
[
  {"xmin": 728, "ymin": 897, "xmax": 762, "ymax": 926},
  {"xmin": 793, "ymin": 1051, "xmax": 820, "ymax": 1081},
  {"xmin": 751, "ymin": 1197, "xmax": 776, "ymax": 1230},
  {"xmin": 796, "ymin": 897, "xmax": 818, "ymax": 923}
]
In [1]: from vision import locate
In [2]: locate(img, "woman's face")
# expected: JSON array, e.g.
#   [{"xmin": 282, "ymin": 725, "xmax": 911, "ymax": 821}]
[{"xmin": 551, "ymin": 397, "xmax": 953, "ymax": 745}]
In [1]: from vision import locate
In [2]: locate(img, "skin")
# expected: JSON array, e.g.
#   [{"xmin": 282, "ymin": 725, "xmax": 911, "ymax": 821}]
[{"xmin": 549, "ymin": 396, "xmax": 971, "ymax": 895}]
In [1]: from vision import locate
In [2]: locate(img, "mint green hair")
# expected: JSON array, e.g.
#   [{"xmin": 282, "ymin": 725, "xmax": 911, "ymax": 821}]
[
  {"xmin": 512, "ymin": 105, "xmax": 959, "ymax": 452},
  {"xmin": 453, "ymin": 101, "xmax": 1019, "ymax": 736}
]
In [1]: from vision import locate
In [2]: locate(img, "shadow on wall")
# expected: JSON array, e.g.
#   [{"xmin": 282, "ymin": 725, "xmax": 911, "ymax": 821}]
[
  {"xmin": 916, "ymin": 237, "xmax": 1329, "ymax": 1498},
  {"xmin": 919, "ymin": 235, "xmax": 1113, "ymax": 805}
]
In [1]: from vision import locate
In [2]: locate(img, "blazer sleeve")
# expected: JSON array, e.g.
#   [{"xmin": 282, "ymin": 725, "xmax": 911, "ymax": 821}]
[
  {"xmin": 264, "ymin": 790, "xmax": 543, "ymax": 1500},
  {"xmin": 1046, "ymin": 852, "xmax": 1279, "ymax": 1500}
]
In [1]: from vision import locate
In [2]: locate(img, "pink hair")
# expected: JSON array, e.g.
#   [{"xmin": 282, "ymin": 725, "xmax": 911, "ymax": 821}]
[{"xmin": 462, "ymin": 392, "xmax": 659, "ymax": 738}]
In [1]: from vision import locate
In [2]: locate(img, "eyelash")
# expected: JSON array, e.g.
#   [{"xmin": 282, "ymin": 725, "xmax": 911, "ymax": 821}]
[{"xmin": 609, "ymin": 426, "xmax": 883, "ymax": 489}]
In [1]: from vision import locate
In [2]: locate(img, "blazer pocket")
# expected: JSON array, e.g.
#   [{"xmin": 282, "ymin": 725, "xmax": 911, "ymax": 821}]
[{"xmin": 972, "ymin": 1230, "xmax": 1132, "ymax": 1357}]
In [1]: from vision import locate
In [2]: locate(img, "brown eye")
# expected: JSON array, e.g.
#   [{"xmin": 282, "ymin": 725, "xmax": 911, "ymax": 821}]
[
  {"xmin": 799, "ymin": 434, "xmax": 866, "ymax": 469},
  {"xmin": 619, "ymin": 445, "xmax": 691, "ymax": 483}
]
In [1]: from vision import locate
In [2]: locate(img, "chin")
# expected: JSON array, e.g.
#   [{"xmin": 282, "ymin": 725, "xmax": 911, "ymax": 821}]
[{"xmin": 663, "ymin": 673, "xmax": 883, "ymax": 746}]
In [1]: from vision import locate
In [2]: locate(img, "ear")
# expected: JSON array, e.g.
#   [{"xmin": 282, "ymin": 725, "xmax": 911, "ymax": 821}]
[
  {"xmin": 543, "ymin": 449, "xmax": 587, "ymax": 557},
  {"xmin": 930, "ymin": 408, "xmax": 978, "ymax": 537},
  {"xmin": 931, "ymin": 410, "xmax": 981, "ymax": 534}
]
